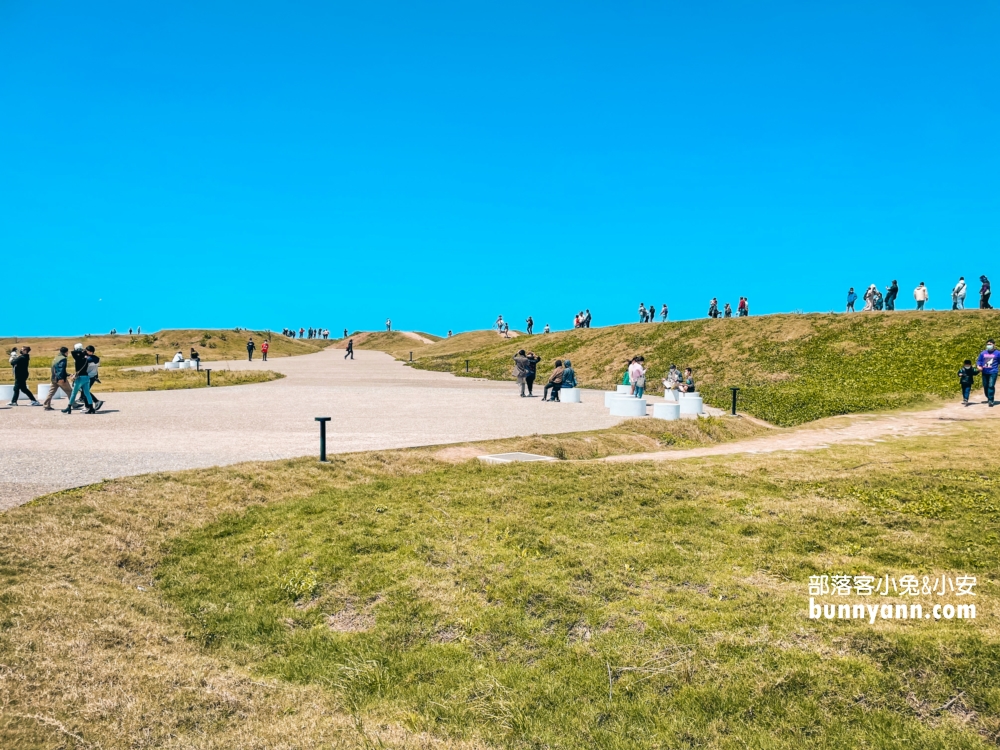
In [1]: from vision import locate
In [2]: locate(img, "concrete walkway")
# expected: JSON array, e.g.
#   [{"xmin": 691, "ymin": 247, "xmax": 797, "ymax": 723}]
[{"xmin": 0, "ymin": 349, "xmax": 621, "ymax": 509}]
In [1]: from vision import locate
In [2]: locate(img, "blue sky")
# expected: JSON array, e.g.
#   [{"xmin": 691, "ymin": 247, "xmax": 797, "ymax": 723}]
[{"xmin": 2, "ymin": 1, "xmax": 997, "ymax": 336}]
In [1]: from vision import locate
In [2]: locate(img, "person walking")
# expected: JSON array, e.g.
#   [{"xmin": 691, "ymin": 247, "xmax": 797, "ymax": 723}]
[
  {"xmin": 43, "ymin": 346, "xmax": 72, "ymax": 410},
  {"xmin": 976, "ymin": 339, "xmax": 999, "ymax": 406},
  {"xmin": 63, "ymin": 344, "xmax": 95, "ymax": 414},
  {"xmin": 914, "ymin": 282, "xmax": 929, "ymax": 310},
  {"xmin": 542, "ymin": 359, "xmax": 565, "ymax": 401},
  {"xmin": 660, "ymin": 304, "xmax": 668, "ymax": 322},
  {"xmin": 344, "ymin": 338, "xmax": 354, "ymax": 359},
  {"xmin": 513, "ymin": 349, "xmax": 529, "ymax": 397},
  {"xmin": 980, "ymin": 276, "xmax": 992, "ymax": 309},
  {"xmin": 8, "ymin": 346, "xmax": 40, "ymax": 406},
  {"xmin": 526, "ymin": 316, "xmax": 534, "ymax": 335},
  {"xmin": 885, "ymin": 280, "xmax": 898, "ymax": 311},
  {"xmin": 246, "ymin": 337, "xmax": 256, "ymax": 361},
  {"xmin": 638, "ymin": 303, "xmax": 647, "ymax": 323},
  {"xmin": 386, "ymin": 319, "xmax": 392, "ymax": 332},
  {"xmin": 952, "ymin": 277, "xmax": 967, "ymax": 310},
  {"xmin": 583, "ymin": 309, "xmax": 592, "ymax": 327},
  {"xmin": 261, "ymin": 340, "xmax": 269, "ymax": 361},
  {"xmin": 71, "ymin": 346, "xmax": 104, "ymax": 411},
  {"xmin": 738, "ymin": 297, "xmax": 749, "ymax": 316},
  {"xmin": 707, "ymin": 298, "xmax": 719, "ymax": 318},
  {"xmin": 629, "ymin": 357, "xmax": 646, "ymax": 398},
  {"xmin": 846, "ymin": 288, "xmax": 857, "ymax": 312},
  {"xmin": 959, "ymin": 359, "xmax": 977, "ymax": 406},
  {"xmin": 524, "ymin": 350, "xmax": 541, "ymax": 396}
]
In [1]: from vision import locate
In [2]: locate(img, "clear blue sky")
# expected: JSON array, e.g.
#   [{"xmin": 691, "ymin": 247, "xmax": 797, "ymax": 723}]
[{"xmin": 2, "ymin": 1, "xmax": 997, "ymax": 336}]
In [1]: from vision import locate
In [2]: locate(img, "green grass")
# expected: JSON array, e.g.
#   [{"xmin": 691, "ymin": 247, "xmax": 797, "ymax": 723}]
[
  {"xmin": 358, "ymin": 312, "xmax": 1000, "ymax": 426},
  {"xmin": 157, "ymin": 427, "xmax": 1000, "ymax": 749}
]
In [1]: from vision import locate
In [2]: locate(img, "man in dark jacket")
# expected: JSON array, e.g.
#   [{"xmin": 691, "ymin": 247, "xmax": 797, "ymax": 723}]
[
  {"xmin": 71, "ymin": 346, "xmax": 105, "ymax": 411},
  {"xmin": 247, "ymin": 337, "xmax": 256, "ymax": 361},
  {"xmin": 884, "ymin": 280, "xmax": 899, "ymax": 311},
  {"xmin": 8, "ymin": 346, "xmax": 40, "ymax": 406},
  {"xmin": 43, "ymin": 347, "xmax": 73, "ymax": 410},
  {"xmin": 524, "ymin": 351, "xmax": 541, "ymax": 397},
  {"xmin": 64, "ymin": 344, "xmax": 96, "ymax": 414},
  {"xmin": 981, "ymin": 276, "xmax": 993, "ymax": 310}
]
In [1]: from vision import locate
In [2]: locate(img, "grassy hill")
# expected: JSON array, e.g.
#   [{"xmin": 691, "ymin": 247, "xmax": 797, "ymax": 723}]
[
  {"xmin": 362, "ymin": 312, "xmax": 1000, "ymax": 426},
  {"xmin": 1, "ymin": 328, "xmax": 331, "ymax": 369}
]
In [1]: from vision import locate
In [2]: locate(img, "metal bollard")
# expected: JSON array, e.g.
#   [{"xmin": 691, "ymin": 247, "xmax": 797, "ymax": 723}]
[
  {"xmin": 205, "ymin": 369, "xmax": 212, "ymax": 386},
  {"xmin": 410, "ymin": 351, "xmax": 412, "ymax": 361},
  {"xmin": 156, "ymin": 354, "xmax": 159, "ymax": 365},
  {"xmin": 315, "ymin": 417, "xmax": 332, "ymax": 462},
  {"xmin": 730, "ymin": 387, "xmax": 740, "ymax": 416},
  {"xmin": 465, "ymin": 359, "xmax": 469, "ymax": 373}
]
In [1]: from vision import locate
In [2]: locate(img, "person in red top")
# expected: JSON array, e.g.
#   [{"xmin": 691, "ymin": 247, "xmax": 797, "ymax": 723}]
[{"xmin": 261, "ymin": 340, "xmax": 270, "ymax": 361}]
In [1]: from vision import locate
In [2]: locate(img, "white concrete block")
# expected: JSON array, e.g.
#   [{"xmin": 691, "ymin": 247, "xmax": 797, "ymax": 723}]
[
  {"xmin": 604, "ymin": 391, "xmax": 619, "ymax": 407},
  {"xmin": 653, "ymin": 402, "xmax": 681, "ymax": 420},
  {"xmin": 662, "ymin": 389, "xmax": 679, "ymax": 402},
  {"xmin": 165, "ymin": 362, "xmax": 181, "ymax": 370},
  {"xmin": 616, "ymin": 384, "xmax": 632, "ymax": 393},
  {"xmin": 610, "ymin": 396, "xmax": 647, "ymax": 417},
  {"xmin": 36, "ymin": 383, "xmax": 67, "ymax": 401},
  {"xmin": 560, "ymin": 387, "xmax": 581, "ymax": 403},
  {"xmin": 680, "ymin": 396, "xmax": 703, "ymax": 415}
]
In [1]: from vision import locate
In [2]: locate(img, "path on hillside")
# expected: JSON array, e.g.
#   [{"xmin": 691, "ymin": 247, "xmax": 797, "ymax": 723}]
[
  {"xmin": 602, "ymin": 401, "xmax": 999, "ymax": 464},
  {"xmin": 0, "ymin": 349, "xmax": 620, "ymax": 510},
  {"xmin": 399, "ymin": 331, "xmax": 436, "ymax": 344}
]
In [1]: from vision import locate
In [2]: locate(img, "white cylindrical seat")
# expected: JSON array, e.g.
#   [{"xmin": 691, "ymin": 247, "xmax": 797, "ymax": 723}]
[
  {"xmin": 653, "ymin": 402, "xmax": 681, "ymax": 420},
  {"xmin": 560, "ymin": 387, "xmax": 581, "ymax": 403},
  {"xmin": 680, "ymin": 396, "xmax": 703, "ymax": 415},
  {"xmin": 616, "ymin": 384, "xmax": 632, "ymax": 394},
  {"xmin": 680, "ymin": 391, "xmax": 700, "ymax": 399},
  {"xmin": 610, "ymin": 396, "xmax": 647, "ymax": 417},
  {"xmin": 0, "ymin": 384, "xmax": 14, "ymax": 401},
  {"xmin": 662, "ymin": 389, "xmax": 679, "ymax": 402},
  {"xmin": 165, "ymin": 361, "xmax": 180, "ymax": 370},
  {"xmin": 604, "ymin": 391, "xmax": 620, "ymax": 407}
]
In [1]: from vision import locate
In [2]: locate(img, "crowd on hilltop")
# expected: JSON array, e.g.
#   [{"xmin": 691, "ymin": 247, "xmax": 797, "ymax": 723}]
[
  {"xmin": 847, "ymin": 276, "xmax": 992, "ymax": 312},
  {"xmin": 282, "ymin": 327, "xmax": 330, "ymax": 339}
]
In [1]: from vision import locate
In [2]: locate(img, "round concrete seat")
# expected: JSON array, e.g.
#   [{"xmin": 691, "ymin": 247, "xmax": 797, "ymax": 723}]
[
  {"xmin": 662, "ymin": 389, "xmax": 679, "ymax": 402},
  {"xmin": 0, "ymin": 385, "xmax": 15, "ymax": 401},
  {"xmin": 653, "ymin": 402, "xmax": 681, "ymax": 420},
  {"xmin": 616, "ymin": 384, "xmax": 632, "ymax": 394},
  {"xmin": 610, "ymin": 396, "xmax": 647, "ymax": 417},
  {"xmin": 560, "ymin": 387, "xmax": 581, "ymax": 403},
  {"xmin": 165, "ymin": 361, "xmax": 181, "ymax": 370},
  {"xmin": 680, "ymin": 391, "xmax": 700, "ymax": 399},
  {"xmin": 604, "ymin": 391, "xmax": 620, "ymax": 407},
  {"xmin": 679, "ymin": 396, "xmax": 703, "ymax": 415},
  {"xmin": 36, "ymin": 383, "xmax": 66, "ymax": 401}
]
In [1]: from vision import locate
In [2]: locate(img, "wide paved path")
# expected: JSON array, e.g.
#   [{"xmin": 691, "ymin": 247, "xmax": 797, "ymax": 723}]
[{"xmin": 0, "ymin": 349, "xmax": 620, "ymax": 509}]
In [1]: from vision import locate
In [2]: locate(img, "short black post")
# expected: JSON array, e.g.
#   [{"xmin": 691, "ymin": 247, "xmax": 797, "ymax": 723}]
[
  {"xmin": 205, "ymin": 369, "xmax": 212, "ymax": 386},
  {"xmin": 156, "ymin": 354, "xmax": 159, "ymax": 365},
  {"xmin": 465, "ymin": 359, "xmax": 469, "ymax": 373},
  {"xmin": 315, "ymin": 417, "xmax": 332, "ymax": 462},
  {"xmin": 410, "ymin": 351, "xmax": 413, "ymax": 361},
  {"xmin": 730, "ymin": 387, "xmax": 740, "ymax": 416},
  {"xmin": 196, "ymin": 359, "xmax": 200, "ymax": 371}
]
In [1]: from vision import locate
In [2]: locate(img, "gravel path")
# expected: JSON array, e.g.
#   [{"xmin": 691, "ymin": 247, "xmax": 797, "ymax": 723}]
[{"xmin": 0, "ymin": 349, "xmax": 620, "ymax": 509}]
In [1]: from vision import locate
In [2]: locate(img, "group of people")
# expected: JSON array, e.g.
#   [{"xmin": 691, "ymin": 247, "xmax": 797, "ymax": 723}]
[
  {"xmin": 638, "ymin": 303, "xmax": 668, "ymax": 323},
  {"xmin": 620, "ymin": 357, "xmax": 695, "ymax": 399},
  {"xmin": 282, "ymin": 327, "xmax": 330, "ymax": 339},
  {"xmin": 573, "ymin": 310, "xmax": 592, "ymax": 328},
  {"xmin": 707, "ymin": 298, "xmax": 749, "ymax": 319},
  {"xmin": 246, "ymin": 337, "xmax": 270, "ymax": 361},
  {"xmin": 958, "ymin": 339, "xmax": 999, "ymax": 407},
  {"xmin": 7, "ymin": 344, "xmax": 105, "ymax": 413},
  {"xmin": 847, "ymin": 277, "xmax": 992, "ymax": 312},
  {"xmin": 511, "ymin": 350, "xmax": 576, "ymax": 401},
  {"xmin": 523, "ymin": 317, "xmax": 550, "ymax": 335}
]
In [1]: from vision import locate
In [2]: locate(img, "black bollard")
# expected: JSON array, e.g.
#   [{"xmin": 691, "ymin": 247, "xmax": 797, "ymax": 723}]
[
  {"xmin": 465, "ymin": 359, "xmax": 469, "ymax": 373},
  {"xmin": 315, "ymin": 417, "xmax": 332, "ymax": 462},
  {"xmin": 730, "ymin": 387, "xmax": 740, "ymax": 416},
  {"xmin": 205, "ymin": 369, "xmax": 212, "ymax": 386},
  {"xmin": 410, "ymin": 351, "xmax": 413, "ymax": 361},
  {"xmin": 156, "ymin": 354, "xmax": 159, "ymax": 365}
]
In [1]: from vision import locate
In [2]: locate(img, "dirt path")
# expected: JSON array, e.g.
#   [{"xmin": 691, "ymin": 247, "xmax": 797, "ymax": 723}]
[
  {"xmin": 603, "ymin": 401, "xmax": 998, "ymax": 464},
  {"xmin": 399, "ymin": 331, "xmax": 436, "ymax": 344}
]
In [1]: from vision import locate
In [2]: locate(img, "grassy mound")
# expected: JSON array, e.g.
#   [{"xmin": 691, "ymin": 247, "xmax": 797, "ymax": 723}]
[{"xmin": 364, "ymin": 313, "xmax": 1000, "ymax": 426}]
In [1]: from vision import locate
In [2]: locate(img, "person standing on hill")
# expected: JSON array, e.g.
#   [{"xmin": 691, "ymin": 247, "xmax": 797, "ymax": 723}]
[
  {"xmin": 724, "ymin": 303, "xmax": 733, "ymax": 318},
  {"xmin": 952, "ymin": 277, "xmax": 967, "ymax": 310},
  {"xmin": 862, "ymin": 284, "xmax": 876, "ymax": 311},
  {"xmin": 8, "ymin": 347, "xmax": 40, "ymax": 406},
  {"xmin": 914, "ymin": 282, "xmax": 929, "ymax": 310},
  {"xmin": 344, "ymin": 338, "xmax": 354, "ymax": 359},
  {"xmin": 43, "ymin": 347, "xmax": 72, "ymax": 410},
  {"xmin": 583, "ymin": 309, "xmax": 592, "ymax": 327},
  {"xmin": 526, "ymin": 316, "xmax": 534, "ymax": 335},
  {"xmin": 386, "ymin": 319, "xmax": 392, "ymax": 331},
  {"xmin": 638, "ymin": 303, "xmax": 647, "ymax": 323},
  {"xmin": 885, "ymin": 280, "xmax": 898, "ymax": 311},
  {"xmin": 261, "ymin": 340, "xmax": 269, "ymax": 361},
  {"xmin": 846, "ymin": 288, "xmax": 857, "ymax": 312},
  {"xmin": 247, "ymin": 337, "xmax": 256, "ymax": 361},
  {"xmin": 660, "ymin": 304, "xmax": 668, "ymax": 322},
  {"xmin": 977, "ymin": 339, "xmax": 999, "ymax": 406},
  {"xmin": 543, "ymin": 324, "xmax": 550, "ymax": 333},
  {"xmin": 708, "ymin": 298, "xmax": 719, "ymax": 318},
  {"xmin": 524, "ymin": 350, "xmax": 541, "ymax": 396},
  {"xmin": 980, "ymin": 276, "xmax": 992, "ymax": 309}
]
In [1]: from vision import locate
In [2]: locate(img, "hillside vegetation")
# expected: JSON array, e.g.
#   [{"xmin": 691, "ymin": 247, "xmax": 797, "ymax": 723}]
[{"xmin": 361, "ymin": 313, "xmax": 1000, "ymax": 426}]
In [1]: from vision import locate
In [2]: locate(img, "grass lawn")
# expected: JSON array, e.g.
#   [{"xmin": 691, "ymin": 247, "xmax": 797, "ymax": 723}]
[
  {"xmin": 1, "ymin": 419, "xmax": 997, "ymax": 748},
  {"xmin": 356, "ymin": 312, "xmax": 1000, "ymax": 426}
]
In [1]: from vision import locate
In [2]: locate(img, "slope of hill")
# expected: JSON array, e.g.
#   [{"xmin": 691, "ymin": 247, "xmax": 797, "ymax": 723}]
[{"xmin": 363, "ymin": 312, "xmax": 1000, "ymax": 426}]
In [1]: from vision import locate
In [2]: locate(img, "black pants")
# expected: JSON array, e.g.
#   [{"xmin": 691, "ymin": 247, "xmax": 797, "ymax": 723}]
[
  {"xmin": 543, "ymin": 383, "xmax": 561, "ymax": 401},
  {"xmin": 248, "ymin": 350, "xmax": 254, "ymax": 361},
  {"xmin": 345, "ymin": 348, "xmax": 353, "ymax": 359},
  {"xmin": 525, "ymin": 375, "xmax": 535, "ymax": 395},
  {"xmin": 982, "ymin": 292, "xmax": 993, "ymax": 310},
  {"xmin": 262, "ymin": 352, "xmax": 268, "ymax": 361},
  {"xmin": 885, "ymin": 294, "xmax": 896, "ymax": 310},
  {"xmin": 11, "ymin": 377, "xmax": 34, "ymax": 403}
]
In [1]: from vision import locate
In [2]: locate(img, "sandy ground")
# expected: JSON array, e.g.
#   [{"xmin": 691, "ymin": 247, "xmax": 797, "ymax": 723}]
[
  {"xmin": 0, "ymin": 349, "xmax": 621, "ymax": 509},
  {"xmin": 603, "ymin": 400, "xmax": 1000, "ymax": 464}
]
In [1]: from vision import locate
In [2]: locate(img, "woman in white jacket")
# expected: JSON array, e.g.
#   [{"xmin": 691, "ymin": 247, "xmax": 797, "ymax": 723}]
[{"xmin": 862, "ymin": 284, "xmax": 877, "ymax": 311}]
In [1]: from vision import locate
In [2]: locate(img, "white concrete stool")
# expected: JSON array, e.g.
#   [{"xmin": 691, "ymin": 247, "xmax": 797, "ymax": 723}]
[
  {"xmin": 0, "ymin": 385, "xmax": 15, "ymax": 401},
  {"xmin": 680, "ymin": 396, "xmax": 703, "ymax": 415},
  {"xmin": 616, "ymin": 385, "xmax": 632, "ymax": 394},
  {"xmin": 604, "ymin": 391, "xmax": 621, "ymax": 407},
  {"xmin": 662, "ymin": 389, "xmax": 679, "ymax": 402},
  {"xmin": 560, "ymin": 387, "xmax": 581, "ymax": 403},
  {"xmin": 653, "ymin": 402, "xmax": 681, "ymax": 420},
  {"xmin": 36, "ymin": 383, "xmax": 67, "ymax": 401},
  {"xmin": 680, "ymin": 391, "xmax": 700, "ymax": 399},
  {"xmin": 165, "ymin": 361, "xmax": 181, "ymax": 370},
  {"xmin": 610, "ymin": 396, "xmax": 647, "ymax": 417}
]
